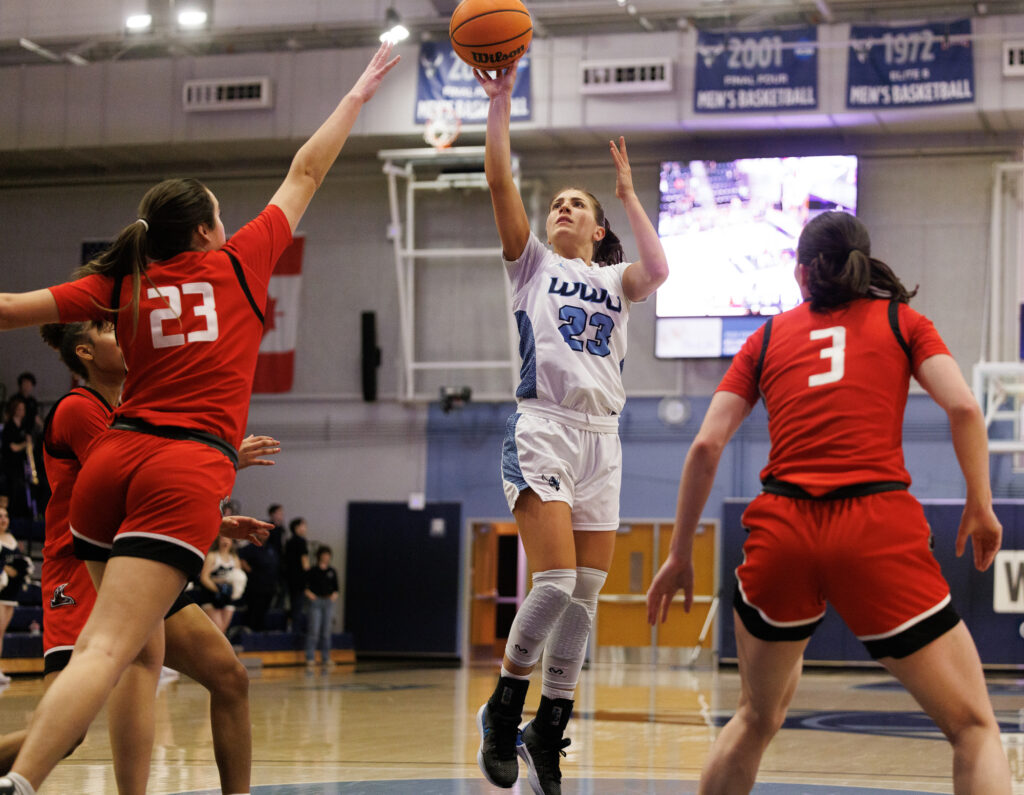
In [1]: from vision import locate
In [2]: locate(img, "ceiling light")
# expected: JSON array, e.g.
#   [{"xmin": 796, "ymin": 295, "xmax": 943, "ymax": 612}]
[
  {"xmin": 380, "ymin": 7, "xmax": 409, "ymax": 44},
  {"xmin": 65, "ymin": 52, "xmax": 89, "ymax": 66},
  {"xmin": 125, "ymin": 13, "xmax": 153, "ymax": 32},
  {"xmin": 177, "ymin": 8, "xmax": 209, "ymax": 29}
]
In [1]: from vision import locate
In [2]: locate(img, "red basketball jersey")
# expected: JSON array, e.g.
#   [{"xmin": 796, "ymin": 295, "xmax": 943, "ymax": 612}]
[
  {"xmin": 717, "ymin": 298, "xmax": 949, "ymax": 495},
  {"xmin": 49, "ymin": 205, "xmax": 292, "ymax": 449},
  {"xmin": 42, "ymin": 387, "xmax": 114, "ymax": 561}
]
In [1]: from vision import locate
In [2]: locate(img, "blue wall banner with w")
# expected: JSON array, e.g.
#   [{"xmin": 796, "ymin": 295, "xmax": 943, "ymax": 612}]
[
  {"xmin": 846, "ymin": 19, "xmax": 974, "ymax": 108},
  {"xmin": 415, "ymin": 41, "xmax": 531, "ymax": 124},
  {"xmin": 694, "ymin": 27, "xmax": 818, "ymax": 113}
]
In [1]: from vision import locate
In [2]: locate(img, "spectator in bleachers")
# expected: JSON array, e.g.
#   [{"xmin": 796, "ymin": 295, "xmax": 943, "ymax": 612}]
[
  {"xmin": 14, "ymin": 374, "xmax": 42, "ymax": 436},
  {"xmin": 1, "ymin": 398, "xmax": 33, "ymax": 520},
  {"xmin": 267, "ymin": 503, "xmax": 286, "ymax": 562},
  {"xmin": 238, "ymin": 526, "xmax": 279, "ymax": 632},
  {"xmin": 284, "ymin": 517, "xmax": 310, "ymax": 630},
  {"xmin": 0, "ymin": 505, "xmax": 33, "ymax": 685},
  {"xmin": 304, "ymin": 545, "xmax": 339, "ymax": 670},
  {"xmin": 196, "ymin": 535, "xmax": 246, "ymax": 634}
]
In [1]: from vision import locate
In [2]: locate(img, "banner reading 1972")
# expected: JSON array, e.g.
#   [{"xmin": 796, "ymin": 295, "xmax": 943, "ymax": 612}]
[
  {"xmin": 846, "ymin": 19, "xmax": 974, "ymax": 108},
  {"xmin": 694, "ymin": 27, "xmax": 818, "ymax": 113}
]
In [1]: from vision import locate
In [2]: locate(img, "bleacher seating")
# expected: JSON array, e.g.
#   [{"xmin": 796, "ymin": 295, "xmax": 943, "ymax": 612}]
[{"xmin": 2, "ymin": 606, "xmax": 356, "ymax": 675}]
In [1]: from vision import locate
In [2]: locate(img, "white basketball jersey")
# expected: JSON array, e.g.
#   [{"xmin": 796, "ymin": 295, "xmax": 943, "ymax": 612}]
[{"xmin": 505, "ymin": 233, "xmax": 633, "ymax": 416}]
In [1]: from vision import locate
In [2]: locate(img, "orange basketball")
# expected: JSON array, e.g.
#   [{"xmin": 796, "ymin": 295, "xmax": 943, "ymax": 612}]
[{"xmin": 449, "ymin": 0, "xmax": 532, "ymax": 70}]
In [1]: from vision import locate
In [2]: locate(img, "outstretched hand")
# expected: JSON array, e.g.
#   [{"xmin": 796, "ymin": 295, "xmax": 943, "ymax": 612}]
[
  {"xmin": 646, "ymin": 554, "xmax": 694, "ymax": 626},
  {"xmin": 220, "ymin": 515, "xmax": 273, "ymax": 546},
  {"xmin": 349, "ymin": 41, "xmax": 402, "ymax": 103},
  {"xmin": 956, "ymin": 501, "xmax": 1002, "ymax": 571},
  {"xmin": 473, "ymin": 62, "xmax": 519, "ymax": 99},
  {"xmin": 237, "ymin": 434, "xmax": 281, "ymax": 470},
  {"xmin": 609, "ymin": 136, "xmax": 636, "ymax": 202}
]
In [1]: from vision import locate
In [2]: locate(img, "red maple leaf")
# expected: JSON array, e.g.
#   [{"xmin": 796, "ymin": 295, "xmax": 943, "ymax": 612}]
[{"xmin": 262, "ymin": 295, "xmax": 278, "ymax": 338}]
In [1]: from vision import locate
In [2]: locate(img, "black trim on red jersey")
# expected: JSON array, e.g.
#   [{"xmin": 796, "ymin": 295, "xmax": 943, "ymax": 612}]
[
  {"xmin": 887, "ymin": 300, "xmax": 912, "ymax": 362},
  {"xmin": 42, "ymin": 387, "xmax": 113, "ymax": 461},
  {"xmin": 761, "ymin": 476, "xmax": 908, "ymax": 501},
  {"xmin": 733, "ymin": 586, "xmax": 823, "ymax": 641},
  {"xmin": 110, "ymin": 535, "xmax": 204, "ymax": 579},
  {"xmin": 862, "ymin": 601, "xmax": 960, "ymax": 659},
  {"xmin": 225, "ymin": 249, "xmax": 265, "ymax": 325},
  {"xmin": 109, "ymin": 417, "xmax": 239, "ymax": 468},
  {"xmin": 43, "ymin": 648, "xmax": 73, "ymax": 676},
  {"xmin": 753, "ymin": 316, "xmax": 773, "ymax": 393}
]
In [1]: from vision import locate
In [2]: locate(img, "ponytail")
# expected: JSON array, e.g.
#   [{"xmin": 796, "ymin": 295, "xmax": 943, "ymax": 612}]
[
  {"xmin": 594, "ymin": 218, "xmax": 624, "ymax": 266},
  {"xmin": 75, "ymin": 178, "xmax": 215, "ymax": 332},
  {"xmin": 798, "ymin": 211, "xmax": 917, "ymax": 311}
]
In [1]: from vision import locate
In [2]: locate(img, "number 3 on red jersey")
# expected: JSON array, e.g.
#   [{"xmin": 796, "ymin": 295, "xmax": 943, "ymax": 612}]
[
  {"xmin": 808, "ymin": 326, "xmax": 845, "ymax": 387},
  {"xmin": 147, "ymin": 283, "xmax": 220, "ymax": 349}
]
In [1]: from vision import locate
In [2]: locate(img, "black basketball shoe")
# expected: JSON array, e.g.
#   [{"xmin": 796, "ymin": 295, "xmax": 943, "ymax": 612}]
[
  {"xmin": 476, "ymin": 702, "xmax": 523, "ymax": 787},
  {"xmin": 518, "ymin": 719, "xmax": 571, "ymax": 795}
]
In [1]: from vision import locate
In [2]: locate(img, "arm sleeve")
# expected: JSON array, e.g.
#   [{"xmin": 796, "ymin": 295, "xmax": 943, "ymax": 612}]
[
  {"xmin": 902, "ymin": 305, "xmax": 951, "ymax": 374},
  {"xmin": 715, "ymin": 324, "xmax": 763, "ymax": 406},
  {"xmin": 502, "ymin": 232, "xmax": 547, "ymax": 293},
  {"xmin": 48, "ymin": 274, "xmax": 117, "ymax": 323},
  {"xmin": 223, "ymin": 204, "xmax": 295, "ymax": 298}
]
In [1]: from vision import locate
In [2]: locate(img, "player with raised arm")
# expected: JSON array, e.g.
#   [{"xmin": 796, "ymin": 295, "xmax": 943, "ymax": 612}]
[
  {"xmin": 0, "ymin": 42, "xmax": 399, "ymax": 795},
  {"xmin": 473, "ymin": 62, "xmax": 668, "ymax": 795},
  {"xmin": 0, "ymin": 320, "xmax": 277, "ymax": 795}
]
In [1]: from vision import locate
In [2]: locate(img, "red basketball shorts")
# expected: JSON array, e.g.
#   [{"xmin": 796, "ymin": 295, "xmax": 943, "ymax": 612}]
[
  {"xmin": 734, "ymin": 490, "xmax": 959, "ymax": 658},
  {"xmin": 42, "ymin": 552, "xmax": 96, "ymax": 674},
  {"xmin": 69, "ymin": 429, "xmax": 236, "ymax": 579}
]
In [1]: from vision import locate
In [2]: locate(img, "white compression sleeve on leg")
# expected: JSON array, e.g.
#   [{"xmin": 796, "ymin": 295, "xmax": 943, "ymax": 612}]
[
  {"xmin": 541, "ymin": 566, "xmax": 607, "ymax": 700},
  {"xmin": 504, "ymin": 568, "xmax": 576, "ymax": 669}
]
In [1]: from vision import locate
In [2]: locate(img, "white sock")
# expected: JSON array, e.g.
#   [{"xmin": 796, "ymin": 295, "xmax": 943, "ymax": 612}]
[
  {"xmin": 3, "ymin": 773, "xmax": 36, "ymax": 795},
  {"xmin": 500, "ymin": 665, "xmax": 529, "ymax": 681}
]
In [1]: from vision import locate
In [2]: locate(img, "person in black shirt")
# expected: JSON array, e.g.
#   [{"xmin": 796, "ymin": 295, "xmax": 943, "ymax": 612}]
[
  {"xmin": 284, "ymin": 518, "xmax": 310, "ymax": 630},
  {"xmin": 1, "ymin": 398, "xmax": 32, "ymax": 520},
  {"xmin": 304, "ymin": 545, "xmax": 339, "ymax": 670}
]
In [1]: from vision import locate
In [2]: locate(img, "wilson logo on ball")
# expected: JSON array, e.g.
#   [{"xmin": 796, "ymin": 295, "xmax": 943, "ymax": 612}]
[
  {"xmin": 471, "ymin": 44, "xmax": 526, "ymax": 65},
  {"xmin": 449, "ymin": 0, "xmax": 533, "ymax": 69}
]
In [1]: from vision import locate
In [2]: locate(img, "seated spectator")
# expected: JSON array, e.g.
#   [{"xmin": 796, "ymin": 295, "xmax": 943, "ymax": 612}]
[
  {"xmin": 304, "ymin": 545, "xmax": 339, "ymax": 671},
  {"xmin": 0, "ymin": 505, "xmax": 33, "ymax": 684},
  {"xmin": 196, "ymin": 535, "xmax": 246, "ymax": 634}
]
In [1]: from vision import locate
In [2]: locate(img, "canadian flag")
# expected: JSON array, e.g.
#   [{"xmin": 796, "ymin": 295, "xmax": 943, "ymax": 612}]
[{"xmin": 252, "ymin": 236, "xmax": 304, "ymax": 393}]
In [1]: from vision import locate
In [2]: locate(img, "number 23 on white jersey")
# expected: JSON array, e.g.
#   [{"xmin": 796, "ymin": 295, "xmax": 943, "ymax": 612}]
[
  {"xmin": 808, "ymin": 326, "xmax": 845, "ymax": 387},
  {"xmin": 147, "ymin": 282, "xmax": 220, "ymax": 349}
]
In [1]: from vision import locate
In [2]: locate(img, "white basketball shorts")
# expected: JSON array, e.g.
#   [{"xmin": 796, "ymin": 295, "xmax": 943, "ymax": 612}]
[{"xmin": 501, "ymin": 400, "xmax": 622, "ymax": 531}]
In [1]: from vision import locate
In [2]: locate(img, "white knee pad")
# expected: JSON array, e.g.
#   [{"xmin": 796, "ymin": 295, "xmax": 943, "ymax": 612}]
[
  {"xmin": 504, "ymin": 568, "xmax": 576, "ymax": 668},
  {"xmin": 542, "ymin": 566, "xmax": 607, "ymax": 699}
]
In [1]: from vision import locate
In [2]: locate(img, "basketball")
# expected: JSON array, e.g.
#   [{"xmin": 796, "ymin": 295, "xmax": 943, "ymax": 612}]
[{"xmin": 449, "ymin": 0, "xmax": 532, "ymax": 70}]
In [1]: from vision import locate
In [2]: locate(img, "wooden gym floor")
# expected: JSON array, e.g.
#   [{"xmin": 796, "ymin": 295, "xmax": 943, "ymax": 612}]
[{"xmin": 1, "ymin": 659, "xmax": 1023, "ymax": 793}]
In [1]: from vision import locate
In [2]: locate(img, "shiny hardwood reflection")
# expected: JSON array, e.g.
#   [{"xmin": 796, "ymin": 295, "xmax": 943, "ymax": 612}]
[{"xmin": 1, "ymin": 660, "xmax": 1021, "ymax": 794}]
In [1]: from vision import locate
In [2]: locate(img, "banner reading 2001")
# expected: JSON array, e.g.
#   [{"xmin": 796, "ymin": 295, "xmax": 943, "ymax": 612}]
[
  {"xmin": 415, "ymin": 40, "xmax": 531, "ymax": 124},
  {"xmin": 694, "ymin": 27, "xmax": 818, "ymax": 113},
  {"xmin": 846, "ymin": 19, "xmax": 974, "ymax": 108}
]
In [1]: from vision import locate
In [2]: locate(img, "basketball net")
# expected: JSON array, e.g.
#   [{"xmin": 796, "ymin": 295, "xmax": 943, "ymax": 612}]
[{"xmin": 423, "ymin": 105, "xmax": 462, "ymax": 150}]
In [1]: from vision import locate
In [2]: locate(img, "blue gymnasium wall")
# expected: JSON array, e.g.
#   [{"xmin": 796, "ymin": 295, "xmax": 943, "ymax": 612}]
[{"xmin": 424, "ymin": 394, "xmax": 974, "ymax": 522}]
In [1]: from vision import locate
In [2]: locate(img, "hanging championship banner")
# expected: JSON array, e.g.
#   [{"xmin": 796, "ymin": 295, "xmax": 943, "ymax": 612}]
[
  {"xmin": 846, "ymin": 19, "xmax": 974, "ymax": 108},
  {"xmin": 415, "ymin": 40, "xmax": 531, "ymax": 124},
  {"xmin": 694, "ymin": 27, "xmax": 818, "ymax": 113}
]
